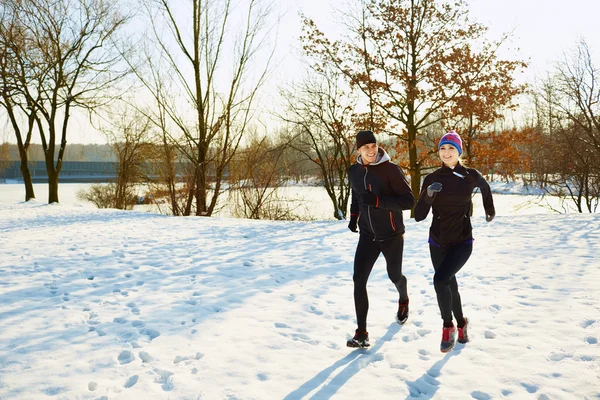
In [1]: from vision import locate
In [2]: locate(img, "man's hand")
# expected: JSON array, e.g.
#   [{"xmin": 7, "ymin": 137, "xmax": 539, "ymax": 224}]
[
  {"xmin": 348, "ymin": 215, "xmax": 358, "ymax": 232},
  {"xmin": 427, "ymin": 182, "xmax": 442, "ymax": 198},
  {"xmin": 360, "ymin": 191, "xmax": 378, "ymax": 207},
  {"xmin": 486, "ymin": 212, "xmax": 495, "ymax": 222}
]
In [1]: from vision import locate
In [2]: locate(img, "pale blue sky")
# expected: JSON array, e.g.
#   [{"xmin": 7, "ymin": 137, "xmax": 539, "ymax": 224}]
[
  {"xmin": 281, "ymin": 0, "xmax": 600, "ymax": 83},
  {"xmin": 6, "ymin": 0, "xmax": 599, "ymax": 144}
]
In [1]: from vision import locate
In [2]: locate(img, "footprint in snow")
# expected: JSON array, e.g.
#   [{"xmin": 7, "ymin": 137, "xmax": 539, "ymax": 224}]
[
  {"xmin": 549, "ymin": 352, "xmax": 572, "ymax": 362},
  {"xmin": 153, "ymin": 368, "xmax": 174, "ymax": 391},
  {"xmin": 140, "ymin": 328, "xmax": 161, "ymax": 341},
  {"xmin": 126, "ymin": 302, "xmax": 140, "ymax": 315},
  {"xmin": 307, "ymin": 305, "xmax": 323, "ymax": 315},
  {"xmin": 581, "ymin": 319, "xmax": 596, "ymax": 329},
  {"xmin": 173, "ymin": 352, "xmax": 204, "ymax": 364},
  {"xmin": 520, "ymin": 382, "xmax": 538, "ymax": 394},
  {"xmin": 88, "ymin": 382, "xmax": 98, "ymax": 391},
  {"xmin": 416, "ymin": 329, "xmax": 432, "ymax": 337},
  {"xmin": 489, "ymin": 304, "xmax": 501, "ymax": 312},
  {"xmin": 471, "ymin": 390, "xmax": 492, "ymax": 399},
  {"xmin": 124, "ymin": 375, "xmax": 138, "ymax": 388},
  {"xmin": 139, "ymin": 351, "xmax": 152, "ymax": 363},
  {"xmin": 406, "ymin": 375, "xmax": 438, "ymax": 397},
  {"xmin": 118, "ymin": 350, "xmax": 135, "ymax": 365},
  {"xmin": 585, "ymin": 337, "xmax": 597, "ymax": 345},
  {"xmin": 257, "ymin": 373, "xmax": 268, "ymax": 381},
  {"xmin": 45, "ymin": 283, "xmax": 58, "ymax": 295},
  {"xmin": 113, "ymin": 317, "xmax": 128, "ymax": 324}
]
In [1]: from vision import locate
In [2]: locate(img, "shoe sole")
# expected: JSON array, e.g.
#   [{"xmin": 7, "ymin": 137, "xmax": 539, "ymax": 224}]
[
  {"xmin": 440, "ymin": 344, "xmax": 455, "ymax": 353},
  {"xmin": 396, "ymin": 313, "xmax": 409, "ymax": 325},
  {"xmin": 346, "ymin": 341, "xmax": 370, "ymax": 348}
]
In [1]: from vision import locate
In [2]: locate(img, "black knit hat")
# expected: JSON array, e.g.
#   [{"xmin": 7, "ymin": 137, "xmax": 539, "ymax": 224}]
[{"xmin": 356, "ymin": 130, "xmax": 376, "ymax": 149}]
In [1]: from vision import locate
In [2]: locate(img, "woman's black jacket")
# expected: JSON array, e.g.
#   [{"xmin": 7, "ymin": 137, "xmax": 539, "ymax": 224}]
[{"xmin": 414, "ymin": 163, "xmax": 495, "ymax": 246}]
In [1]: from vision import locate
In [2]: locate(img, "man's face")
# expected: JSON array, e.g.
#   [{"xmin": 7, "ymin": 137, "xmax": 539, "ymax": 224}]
[{"xmin": 358, "ymin": 142, "xmax": 378, "ymax": 165}]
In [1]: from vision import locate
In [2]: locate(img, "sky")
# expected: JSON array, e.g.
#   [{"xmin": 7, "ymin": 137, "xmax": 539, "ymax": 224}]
[
  {"xmin": 1, "ymin": 182, "xmax": 599, "ymax": 399},
  {"xmin": 3, "ymin": 0, "xmax": 600, "ymax": 145},
  {"xmin": 287, "ymin": 0, "xmax": 600, "ymax": 74}
]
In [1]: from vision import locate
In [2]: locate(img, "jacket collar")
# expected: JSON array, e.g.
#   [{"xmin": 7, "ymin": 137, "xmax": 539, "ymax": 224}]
[
  {"xmin": 440, "ymin": 162, "xmax": 469, "ymax": 177},
  {"xmin": 357, "ymin": 147, "xmax": 390, "ymax": 166}
]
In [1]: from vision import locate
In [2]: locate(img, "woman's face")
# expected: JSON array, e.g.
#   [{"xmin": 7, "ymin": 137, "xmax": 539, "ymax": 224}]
[
  {"xmin": 358, "ymin": 143, "xmax": 378, "ymax": 165},
  {"xmin": 439, "ymin": 144, "xmax": 459, "ymax": 167}
]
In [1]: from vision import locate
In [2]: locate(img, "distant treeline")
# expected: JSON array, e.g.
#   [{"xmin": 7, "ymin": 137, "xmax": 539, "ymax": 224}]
[{"xmin": 2, "ymin": 143, "xmax": 116, "ymax": 162}]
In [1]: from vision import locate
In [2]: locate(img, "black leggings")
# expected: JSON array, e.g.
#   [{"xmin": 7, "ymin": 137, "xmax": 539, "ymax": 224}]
[
  {"xmin": 430, "ymin": 242, "xmax": 472, "ymax": 325},
  {"xmin": 353, "ymin": 234, "xmax": 408, "ymax": 332}
]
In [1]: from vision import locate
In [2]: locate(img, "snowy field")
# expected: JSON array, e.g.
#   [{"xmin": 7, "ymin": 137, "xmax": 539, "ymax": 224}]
[
  {"xmin": 0, "ymin": 180, "xmax": 579, "ymax": 219},
  {"xmin": 0, "ymin": 183, "xmax": 599, "ymax": 399}
]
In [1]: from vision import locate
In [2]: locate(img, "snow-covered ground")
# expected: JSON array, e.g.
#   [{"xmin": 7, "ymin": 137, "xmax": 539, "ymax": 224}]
[{"xmin": 0, "ymin": 183, "xmax": 598, "ymax": 399}]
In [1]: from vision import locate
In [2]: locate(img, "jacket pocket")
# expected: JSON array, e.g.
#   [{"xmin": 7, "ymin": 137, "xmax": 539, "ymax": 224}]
[{"xmin": 389, "ymin": 211, "xmax": 397, "ymax": 232}]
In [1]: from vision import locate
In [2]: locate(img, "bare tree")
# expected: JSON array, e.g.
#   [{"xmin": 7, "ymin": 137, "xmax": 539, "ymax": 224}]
[
  {"xmin": 229, "ymin": 133, "xmax": 298, "ymax": 220},
  {"xmin": 0, "ymin": 6, "xmax": 39, "ymax": 200},
  {"xmin": 536, "ymin": 40, "xmax": 600, "ymax": 213},
  {"xmin": 1, "ymin": 0, "xmax": 131, "ymax": 203},
  {"xmin": 129, "ymin": 0, "xmax": 275, "ymax": 216},
  {"xmin": 79, "ymin": 108, "xmax": 155, "ymax": 210},
  {"xmin": 279, "ymin": 66, "xmax": 368, "ymax": 220}
]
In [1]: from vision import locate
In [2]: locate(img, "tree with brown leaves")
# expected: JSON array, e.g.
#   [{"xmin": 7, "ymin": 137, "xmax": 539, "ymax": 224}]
[{"xmin": 301, "ymin": 0, "xmax": 526, "ymax": 203}]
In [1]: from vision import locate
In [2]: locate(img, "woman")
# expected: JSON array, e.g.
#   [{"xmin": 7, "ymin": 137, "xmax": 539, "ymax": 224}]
[
  {"xmin": 414, "ymin": 131, "xmax": 495, "ymax": 353},
  {"xmin": 346, "ymin": 130, "xmax": 415, "ymax": 348}
]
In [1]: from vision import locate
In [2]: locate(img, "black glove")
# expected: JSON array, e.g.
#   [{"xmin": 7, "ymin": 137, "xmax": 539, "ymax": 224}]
[
  {"xmin": 359, "ymin": 191, "xmax": 378, "ymax": 207},
  {"xmin": 427, "ymin": 182, "xmax": 443, "ymax": 197},
  {"xmin": 348, "ymin": 215, "xmax": 358, "ymax": 232},
  {"xmin": 486, "ymin": 212, "xmax": 495, "ymax": 222}
]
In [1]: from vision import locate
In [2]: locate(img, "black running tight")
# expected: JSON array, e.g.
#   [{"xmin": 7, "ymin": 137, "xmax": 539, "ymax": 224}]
[
  {"xmin": 353, "ymin": 234, "xmax": 408, "ymax": 332},
  {"xmin": 429, "ymin": 242, "xmax": 472, "ymax": 326}
]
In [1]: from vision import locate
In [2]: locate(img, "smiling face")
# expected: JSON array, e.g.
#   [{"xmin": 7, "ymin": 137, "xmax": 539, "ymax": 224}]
[
  {"xmin": 358, "ymin": 142, "xmax": 378, "ymax": 165},
  {"xmin": 439, "ymin": 144, "xmax": 460, "ymax": 167}
]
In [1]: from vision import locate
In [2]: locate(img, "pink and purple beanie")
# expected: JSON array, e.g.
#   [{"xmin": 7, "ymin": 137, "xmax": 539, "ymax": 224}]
[{"xmin": 438, "ymin": 131, "xmax": 463, "ymax": 156}]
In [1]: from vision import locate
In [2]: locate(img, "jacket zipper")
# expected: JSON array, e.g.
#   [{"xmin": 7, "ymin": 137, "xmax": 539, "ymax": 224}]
[
  {"xmin": 389, "ymin": 211, "xmax": 396, "ymax": 231},
  {"xmin": 364, "ymin": 167, "xmax": 376, "ymax": 240}
]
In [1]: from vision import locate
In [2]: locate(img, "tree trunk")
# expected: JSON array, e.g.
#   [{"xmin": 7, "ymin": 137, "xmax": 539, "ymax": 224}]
[
  {"xmin": 48, "ymin": 169, "xmax": 59, "ymax": 203},
  {"xmin": 19, "ymin": 156, "xmax": 35, "ymax": 201},
  {"xmin": 408, "ymin": 129, "xmax": 420, "ymax": 218}
]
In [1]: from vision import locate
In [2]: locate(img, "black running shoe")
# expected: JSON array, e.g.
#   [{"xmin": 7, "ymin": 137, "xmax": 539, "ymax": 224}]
[
  {"xmin": 396, "ymin": 298, "xmax": 409, "ymax": 325},
  {"xmin": 346, "ymin": 329, "xmax": 370, "ymax": 348}
]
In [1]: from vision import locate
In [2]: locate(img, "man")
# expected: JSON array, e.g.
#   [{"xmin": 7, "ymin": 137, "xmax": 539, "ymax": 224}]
[{"xmin": 346, "ymin": 130, "xmax": 415, "ymax": 348}]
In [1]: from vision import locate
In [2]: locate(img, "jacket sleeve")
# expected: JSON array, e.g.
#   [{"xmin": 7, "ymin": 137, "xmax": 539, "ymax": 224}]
[
  {"xmin": 348, "ymin": 166, "xmax": 360, "ymax": 218},
  {"xmin": 376, "ymin": 165, "xmax": 415, "ymax": 211},
  {"xmin": 350, "ymin": 186, "xmax": 359, "ymax": 218},
  {"xmin": 475, "ymin": 170, "xmax": 495, "ymax": 217},
  {"xmin": 414, "ymin": 175, "xmax": 432, "ymax": 222}
]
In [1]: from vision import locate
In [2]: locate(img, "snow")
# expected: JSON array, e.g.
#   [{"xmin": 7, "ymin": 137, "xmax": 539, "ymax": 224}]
[{"xmin": 0, "ymin": 184, "xmax": 599, "ymax": 399}]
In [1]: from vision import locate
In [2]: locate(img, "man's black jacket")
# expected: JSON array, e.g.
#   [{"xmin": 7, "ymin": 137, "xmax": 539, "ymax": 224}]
[
  {"xmin": 348, "ymin": 148, "xmax": 415, "ymax": 241},
  {"xmin": 414, "ymin": 163, "xmax": 495, "ymax": 246}
]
